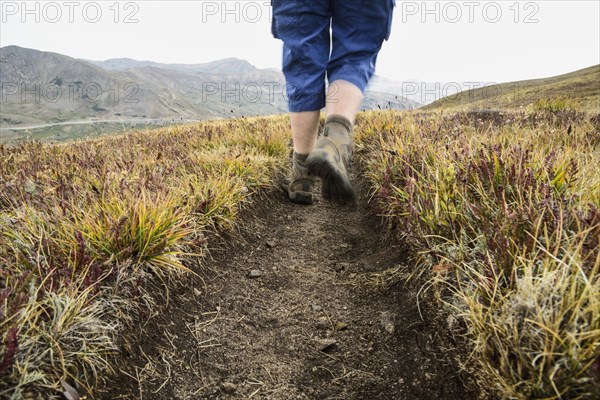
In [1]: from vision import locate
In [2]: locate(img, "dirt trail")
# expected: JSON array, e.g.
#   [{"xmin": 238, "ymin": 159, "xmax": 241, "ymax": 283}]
[{"xmin": 102, "ymin": 179, "xmax": 475, "ymax": 399}]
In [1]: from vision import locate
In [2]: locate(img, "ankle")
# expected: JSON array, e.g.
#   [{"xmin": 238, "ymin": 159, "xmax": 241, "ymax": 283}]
[
  {"xmin": 293, "ymin": 151, "xmax": 309, "ymax": 167},
  {"xmin": 293, "ymin": 151, "xmax": 309, "ymax": 162},
  {"xmin": 324, "ymin": 114, "xmax": 353, "ymax": 133}
]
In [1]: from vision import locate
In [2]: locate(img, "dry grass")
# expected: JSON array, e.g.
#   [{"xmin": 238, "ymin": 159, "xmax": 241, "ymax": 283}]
[
  {"xmin": 425, "ymin": 65, "xmax": 600, "ymax": 113},
  {"xmin": 2, "ymin": 107, "xmax": 599, "ymax": 399},
  {"xmin": 355, "ymin": 109, "xmax": 600, "ymax": 399},
  {"xmin": 0, "ymin": 116, "xmax": 290, "ymax": 398}
]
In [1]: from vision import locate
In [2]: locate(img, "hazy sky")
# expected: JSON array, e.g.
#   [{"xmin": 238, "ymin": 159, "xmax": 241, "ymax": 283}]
[{"xmin": 1, "ymin": 0, "xmax": 599, "ymax": 84}]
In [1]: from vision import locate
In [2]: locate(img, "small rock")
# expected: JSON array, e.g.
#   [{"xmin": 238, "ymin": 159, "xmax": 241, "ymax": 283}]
[
  {"xmin": 193, "ymin": 288, "xmax": 202, "ymax": 297},
  {"xmin": 266, "ymin": 240, "xmax": 276, "ymax": 249},
  {"xmin": 247, "ymin": 269, "xmax": 263, "ymax": 279},
  {"xmin": 313, "ymin": 338, "xmax": 337, "ymax": 353},
  {"xmin": 335, "ymin": 322, "xmax": 349, "ymax": 331},
  {"xmin": 315, "ymin": 316, "xmax": 329, "ymax": 330},
  {"xmin": 380, "ymin": 311, "xmax": 395, "ymax": 334},
  {"xmin": 333, "ymin": 262, "xmax": 348, "ymax": 272},
  {"xmin": 311, "ymin": 304, "xmax": 323, "ymax": 312},
  {"xmin": 221, "ymin": 382, "xmax": 237, "ymax": 393},
  {"xmin": 61, "ymin": 380, "xmax": 80, "ymax": 400}
]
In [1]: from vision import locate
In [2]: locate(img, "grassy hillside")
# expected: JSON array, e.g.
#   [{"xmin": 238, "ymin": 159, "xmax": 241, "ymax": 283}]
[
  {"xmin": 0, "ymin": 117, "xmax": 291, "ymax": 398},
  {"xmin": 0, "ymin": 120, "xmax": 176, "ymax": 144},
  {"xmin": 1, "ymin": 108, "xmax": 599, "ymax": 399},
  {"xmin": 357, "ymin": 109, "xmax": 599, "ymax": 399},
  {"xmin": 425, "ymin": 65, "xmax": 600, "ymax": 112}
]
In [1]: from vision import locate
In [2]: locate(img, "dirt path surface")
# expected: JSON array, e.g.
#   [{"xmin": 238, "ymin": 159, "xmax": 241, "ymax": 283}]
[{"xmin": 103, "ymin": 179, "xmax": 475, "ymax": 399}]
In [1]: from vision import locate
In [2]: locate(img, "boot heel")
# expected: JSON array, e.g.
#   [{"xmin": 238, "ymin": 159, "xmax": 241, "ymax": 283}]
[{"xmin": 289, "ymin": 190, "xmax": 313, "ymax": 205}]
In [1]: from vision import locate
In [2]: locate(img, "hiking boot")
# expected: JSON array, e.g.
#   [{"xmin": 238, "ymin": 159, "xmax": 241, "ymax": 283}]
[
  {"xmin": 282, "ymin": 157, "xmax": 314, "ymax": 205},
  {"xmin": 306, "ymin": 115, "xmax": 355, "ymax": 202}
]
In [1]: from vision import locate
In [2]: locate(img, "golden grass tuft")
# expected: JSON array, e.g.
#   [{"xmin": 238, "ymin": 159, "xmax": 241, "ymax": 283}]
[
  {"xmin": 0, "ymin": 115, "xmax": 290, "ymax": 398},
  {"xmin": 356, "ymin": 109, "xmax": 600, "ymax": 399}
]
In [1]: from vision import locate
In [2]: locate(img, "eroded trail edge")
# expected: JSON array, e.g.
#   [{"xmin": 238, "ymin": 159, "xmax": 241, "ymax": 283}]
[{"xmin": 103, "ymin": 180, "xmax": 474, "ymax": 400}]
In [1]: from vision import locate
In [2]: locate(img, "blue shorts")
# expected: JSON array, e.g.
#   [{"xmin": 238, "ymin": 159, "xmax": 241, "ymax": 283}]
[{"xmin": 271, "ymin": 0, "xmax": 395, "ymax": 112}]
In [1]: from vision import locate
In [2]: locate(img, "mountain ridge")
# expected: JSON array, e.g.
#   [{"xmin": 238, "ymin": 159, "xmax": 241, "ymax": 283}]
[
  {"xmin": 1, "ymin": 46, "xmax": 421, "ymax": 142},
  {"xmin": 86, "ymin": 56, "xmax": 258, "ymax": 74}
]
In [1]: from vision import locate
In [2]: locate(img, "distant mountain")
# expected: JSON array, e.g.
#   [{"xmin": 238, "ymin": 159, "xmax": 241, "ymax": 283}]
[
  {"xmin": 87, "ymin": 57, "xmax": 257, "ymax": 74},
  {"xmin": 0, "ymin": 46, "xmax": 421, "ymax": 139},
  {"xmin": 0, "ymin": 45, "xmax": 288, "ymax": 129},
  {"xmin": 425, "ymin": 65, "xmax": 600, "ymax": 112}
]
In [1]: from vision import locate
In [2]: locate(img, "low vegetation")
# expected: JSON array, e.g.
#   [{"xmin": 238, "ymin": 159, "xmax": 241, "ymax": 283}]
[
  {"xmin": 2, "ymin": 103, "xmax": 599, "ymax": 399},
  {"xmin": 0, "ymin": 117, "xmax": 290, "ymax": 398},
  {"xmin": 355, "ymin": 108, "xmax": 600, "ymax": 399},
  {"xmin": 425, "ymin": 65, "xmax": 600, "ymax": 112}
]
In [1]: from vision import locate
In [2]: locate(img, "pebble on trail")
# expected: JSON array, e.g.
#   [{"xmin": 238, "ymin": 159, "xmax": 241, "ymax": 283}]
[{"xmin": 247, "ymin": 269, "xmax": 263, "ymax": 279}]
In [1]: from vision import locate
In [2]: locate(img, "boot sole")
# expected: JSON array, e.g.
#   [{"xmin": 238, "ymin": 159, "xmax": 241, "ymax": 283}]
[
  {"xmin": 289, "ymin": 190, "xmax": 313, "ymax": 205},
  {"xmin": 306, "ymin": 149, "xmax": 355, "ymax": 202},
  {"xmin": 280, "ymin": 180, "xmax": 314, "ymax": 205}
]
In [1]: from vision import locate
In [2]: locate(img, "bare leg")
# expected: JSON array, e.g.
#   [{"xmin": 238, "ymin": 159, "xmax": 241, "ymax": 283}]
[
  {"xmin": 289, "ymin": 79, "xmax": 361, "ymax": 154},
  {"xmin": 287, "ymin": 80, "xmax": 361, "ymax": 203},
  {"xmin": 290, "ymin": 111, "xmax": 320, "ymax": 155},
  {"xmin": 286, "ymin": 111, "xmax": 320, "ymax": 204},
  {"xmin": 326, "ymin": 80, "xmax": 363, "ymax": 123}
]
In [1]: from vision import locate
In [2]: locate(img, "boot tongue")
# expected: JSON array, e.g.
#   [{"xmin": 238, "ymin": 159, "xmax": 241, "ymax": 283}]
[
  {"xmin": 323, "ymin": 122, "xmax": 351, "ymax": 138},
  {"xmin": 323, "ymin": 114, "xmax": 353, "ymax": 137},
  {"xmin": 325, "ymin": 114, "xmax": 352, "ymax": 131}
]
